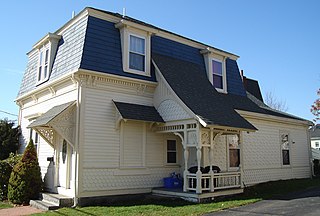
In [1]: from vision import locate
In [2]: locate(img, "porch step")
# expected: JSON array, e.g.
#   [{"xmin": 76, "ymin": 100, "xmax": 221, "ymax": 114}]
[
  {"xmin": 29, "ymin": 200, "xmax": 59, "ymax": 211},
  {"xmin": 39, "ymin": 193, "xmax": 73, "ymax": 207},
  {"xmin": 30, "ymin": 192, "xmax": 73, "ymax": 211}
]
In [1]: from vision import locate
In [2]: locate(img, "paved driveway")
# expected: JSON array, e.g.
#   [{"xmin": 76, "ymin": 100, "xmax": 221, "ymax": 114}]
[{"xmin": 206, "ymin": 186, "xmax": 320, "ymax": 216}]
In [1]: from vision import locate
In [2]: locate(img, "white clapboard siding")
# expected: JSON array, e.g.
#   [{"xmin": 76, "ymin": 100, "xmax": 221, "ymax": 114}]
[
  {"xmin": 122, "ymin": 121, "xmax": 143, "ymax": 167},
  {"xmin": 82, "ymin": 87, "xmax": 153, "ymax": 168},
  {"xmin": 242, "ymin": 117, "xmax": 311, "ymax": 185},
  {"xmin": 146, "ymin": 127, "xmax": 164, "ymax": 167}
]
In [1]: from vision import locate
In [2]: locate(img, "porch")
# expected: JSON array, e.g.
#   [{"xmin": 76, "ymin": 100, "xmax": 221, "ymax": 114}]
[
  {"xmin": 153, "ymin": 171, "xmax": 243, "ymax": 202},
  {"xmin": 154, "ymin": 171, "xmax": 243, "ymax": 202},
  {"xmin": 155, "ymin": 121, "xmax": 246, "ymax": 201}
]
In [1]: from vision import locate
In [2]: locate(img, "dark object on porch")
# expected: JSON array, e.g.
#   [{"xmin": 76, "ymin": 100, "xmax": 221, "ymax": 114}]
[
  {"xmin": 188, "ymin": 166, "xmax": 221, "ymax": 190},
  {"xmin": 188, "ymin": 166, "xmax": 205, "ymax": 174},
  {"xmin": 203, "ymin": 165, "xmax": 221, "ymax": 173}
]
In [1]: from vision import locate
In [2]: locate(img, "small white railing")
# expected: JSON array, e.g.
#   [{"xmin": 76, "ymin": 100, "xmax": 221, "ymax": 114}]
[{"xmin": 186, "ymin": 172, "xmax": 241, "ymax": 193}]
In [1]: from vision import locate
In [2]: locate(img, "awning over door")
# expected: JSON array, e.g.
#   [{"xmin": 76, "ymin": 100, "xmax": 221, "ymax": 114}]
[
  {"xmin": 27, "ymin": 101, "xmax": 76, "ymax": 147},
  {"xmin": 28, "ymin": 101, "xmax": 75, "ymax": 128}
]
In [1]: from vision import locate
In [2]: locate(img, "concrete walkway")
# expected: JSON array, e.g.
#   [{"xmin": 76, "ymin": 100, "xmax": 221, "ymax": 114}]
[
  {"xmin": 206, "ymin": 186, "xmax": 320, "ymax": 216},
  {"xmin": 0, "ymin": 206, "xmax": 43, "ymax": 216}
]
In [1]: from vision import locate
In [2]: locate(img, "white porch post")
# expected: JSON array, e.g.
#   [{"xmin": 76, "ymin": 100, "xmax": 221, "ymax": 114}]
[
  {"xmin": 196, "ymin": 146, "xmax": 202, "ymax": 194},
  {"xmin": 239, "ymin": 132, "xmax": 244, "ymax": 188},
  {"xmin": 209, "ymin": 129, "xmax": 214, "ymax": 192},
  {"xmin": 183, "ymin": 147, "xmax": 189, "ymax": 192}
]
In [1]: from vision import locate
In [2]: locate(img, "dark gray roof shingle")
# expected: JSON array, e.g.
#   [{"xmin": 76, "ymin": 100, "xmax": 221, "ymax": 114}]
[
  {"xmin": 152, "ymin": 53, "xmax": 257, "ymax": 131},
  {"xmin": 113, "ymin": 101, "xmax": 164, "ymax": 123}
]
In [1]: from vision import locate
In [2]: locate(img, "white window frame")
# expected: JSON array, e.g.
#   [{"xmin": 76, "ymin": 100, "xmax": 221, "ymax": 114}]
[
  {"xmin": 211, "ymin": 58, "xmax": 226, "ymax": 92},
  {"xmin": 116, "ymin": 22, "xmax": 151, "ymax": 77},
  {"xmin": 37, "ymin": 44, "xmax": 51, "ymax": 84},
  {"xmin": 227, "ymin": 134, "xmax": 240, "ymax": 171},
  {"xmin": 201, "ymin": 50, "xmax": 228, "ymax": 94},
  {"xmin": 165, "ymin": 139, "xmax": 178, "ymax": 165},
  {"xmin": 127, "ymin": 33, "xmax": 147, "ymax": 74},
  {"xmin": 280, "ymin": 131, "xmax": 291, "ymax": 167}
]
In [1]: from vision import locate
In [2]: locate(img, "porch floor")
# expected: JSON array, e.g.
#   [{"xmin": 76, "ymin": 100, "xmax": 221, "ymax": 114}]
[{"xmin": 152, "ymin": 187, "xmax": 244, "ymax": 203}]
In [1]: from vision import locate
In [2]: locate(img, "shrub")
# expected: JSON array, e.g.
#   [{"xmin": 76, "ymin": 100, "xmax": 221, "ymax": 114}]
[
  {"xmin": 0, "ymin": 161, "xmax": 11, "ymax": 200},
  {"xmin": 0, "ymin": 119, "xmax": 20, "ymax": 160},
  {"xmin": 0, "ymin": 154, "xmax": 22, "ymax": 201},
  {"xmin": 8, "ymin": 139, "xmax": 42, "ymax": 204}
]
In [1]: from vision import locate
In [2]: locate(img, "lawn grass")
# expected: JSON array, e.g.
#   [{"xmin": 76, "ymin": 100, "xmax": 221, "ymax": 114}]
[
  {"xmin": 32, "ymin": 178, "xmax": 320, "ymax": 216},
  {"xmin": 0, "ymin": 201, "xmax": 13, "ymax": 209}
]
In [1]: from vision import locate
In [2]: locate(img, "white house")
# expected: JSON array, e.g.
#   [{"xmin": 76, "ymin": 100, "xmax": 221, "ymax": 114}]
[
  {"xmin": 310, "ymin": 125, "xmax": 320, "ymax": 160},
  {"xmin": 16, "ymin": 7, "xmax": 312, "ymax": 206}
]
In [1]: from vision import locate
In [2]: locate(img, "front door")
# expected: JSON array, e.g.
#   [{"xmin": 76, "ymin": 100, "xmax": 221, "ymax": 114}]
[{"xmin": 58, "ymin": 139, "xmax": 70, "ymax": 188}]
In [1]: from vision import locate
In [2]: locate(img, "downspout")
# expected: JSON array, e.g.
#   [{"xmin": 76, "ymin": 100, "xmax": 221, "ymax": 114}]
[
  {"xmin": 72, "ymin": 74, "xmax": 81, "ymax": 207},
  {"xmin": 306, "ymin": 126, "xmax": 313, "ymax": 178}
]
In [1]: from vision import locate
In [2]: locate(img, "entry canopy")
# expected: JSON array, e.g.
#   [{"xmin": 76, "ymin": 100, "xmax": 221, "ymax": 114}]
[{"xmin": 28, "ymin": 101, "xmax": 75, "ymax": 128}]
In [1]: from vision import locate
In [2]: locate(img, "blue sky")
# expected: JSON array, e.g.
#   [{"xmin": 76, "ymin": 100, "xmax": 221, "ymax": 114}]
[{"xmin": 0, "ymin": 0, "xmax": 319, "ymax": 122}]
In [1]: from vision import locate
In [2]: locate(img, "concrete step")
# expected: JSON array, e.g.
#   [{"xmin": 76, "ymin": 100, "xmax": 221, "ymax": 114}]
[
  {"xmin": 30, "ymin": 199, "xmax": 60, "ymax": 211},
  {"xmin": 40, "ymin": 193, "xmax": 73, "ymax": 207}
]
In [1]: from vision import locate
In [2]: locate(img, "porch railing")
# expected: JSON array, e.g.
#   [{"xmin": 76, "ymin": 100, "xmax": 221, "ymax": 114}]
[{"xmin": 186, "ymin": 172, "xmax": 241, "ymax": 193}]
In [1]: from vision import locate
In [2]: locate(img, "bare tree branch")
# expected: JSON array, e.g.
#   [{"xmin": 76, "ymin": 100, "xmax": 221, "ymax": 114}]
[{"xmin": 264, "ymin": 91, "xmax": 289, "ymax": 112}]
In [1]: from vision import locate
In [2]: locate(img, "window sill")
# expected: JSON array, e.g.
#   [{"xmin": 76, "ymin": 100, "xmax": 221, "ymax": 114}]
[{"xmin": 124, "ymin": 67, "xmax": 150, "ymax": 77}]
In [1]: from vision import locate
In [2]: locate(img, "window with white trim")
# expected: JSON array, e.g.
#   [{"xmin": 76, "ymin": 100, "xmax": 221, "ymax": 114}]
[
  {"xmin": 281, "ymin": 132, "xmax": 290, "ymax": 165},
  {"xmin": 33, "ymin": 33, "xmax": 61, "ymax": 85},
  {"xmin": 201, "ymin": 49, "xmax": 228, "ymax": 93},
  {"xmin": 37, "ymin": 45, "xmax": 50, "ymax": 83},
  {"xmin": 167, "ymin": 140, "xmax": 177, "ymax": 164},
  {"xmin": 212, "ymin": 59, "xmax": 223, "ymax": 90},
  {"xmin": 228, "ymin": 135, "xmax": 240, "ymax": 168},
  {"xmin": 115, "ymin": 22, "xmax": 151, "ymax": 76},
  {"xmin": 316, "ymin": 142, "xmax": 319, "ymax": 148},
  {"xmin": 129, "ymin": 34, "xmax": 146, "ymax": 72}
]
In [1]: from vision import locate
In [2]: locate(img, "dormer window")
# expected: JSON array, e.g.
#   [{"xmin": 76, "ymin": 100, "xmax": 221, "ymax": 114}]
[
  {"xmin": 201, "ymin": 48, "xmax": 228, "ymax": 93},
  {"xmin": 38, "ymin": 45, "xmax": 50, "ymax": 82},
  {"xmin": 115, "ymin": 20, "xmax": 151, "ymax": 77},
  {"xmin": 33, "ymin": 33, "xmax": 61, "ymax": 85}
]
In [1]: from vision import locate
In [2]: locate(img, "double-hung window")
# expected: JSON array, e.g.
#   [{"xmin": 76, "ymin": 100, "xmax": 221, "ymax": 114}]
[
  {"xmin": 281, "ymin": 132, "xmax": 290, "ymax": 165},
  {"xmin": 115, "ymin": 21, "xmax": 151, "ymax": 76},
  {"xmin": 212, "ymin": 59, "xmax": 223, "ymax": 90},
  {"xmin": 38, "ymin": 46, "xmax": 50, "ymax": 83},
  {"xmin": 228, "ymin": 135, "xmax": 240, "ymax": 168},
  {"xmin": 129, "ymin": 35, "xmax": 145, "ymax": 72},
  {"xmin": 167, "ymin": 140, "xmax": 177, "ymax": 164}
]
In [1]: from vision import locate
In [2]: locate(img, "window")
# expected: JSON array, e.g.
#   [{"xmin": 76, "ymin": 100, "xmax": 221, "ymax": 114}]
[
  {"xmin": 281, "ymin": 132, "xmax": 290, "ymax": 165},
  {"xmin": 212, "ymin": 60, "xmax": 223, "ymax": 89},
  {"xmin": 34, "ymin": 33, "xmax": 61, "ymax": 85},
  {"xmin": 200, "ymin": 48, "xmax": 228, "ymax": 93},
  {"xmin": 167, "ymin": 140, "xmax": 177, "ymax": 164},
  {"xmin": 37, "ymin": 46, "xmax": 50, "ymax": 83},
  {"xmin": 228, "ymin": 135, "xmax": 240, "ymax": 168},
  {"xmin": 115, "ymin": 21, "xmax": 151, "ymax": 76},
  {"xmin": 129, "ymin": 35, "xmax": 145, "ymax": 72},
  {"xmin": 316, "ymin": 142, "xmax": 319, "ymax": 147}
]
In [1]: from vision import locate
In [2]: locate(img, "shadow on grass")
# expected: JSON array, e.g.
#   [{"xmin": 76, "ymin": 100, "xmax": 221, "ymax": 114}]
[{"xmin": 220, "ymin": 178, "xmax": 320, "ymax": 203}]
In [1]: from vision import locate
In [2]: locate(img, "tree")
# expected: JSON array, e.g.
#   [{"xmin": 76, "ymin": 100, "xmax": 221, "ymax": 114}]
[
  {"xmin": 0, "ymin": 119, "xmax": 20, "ymax": 160},
  {"xmin": 8, "ymin": 139, "xmax": 42, "ymax": 204},
  {"xmin": 311, "ymin": 88, "xmax": 320, "ymax": 122},
  {"xmin": 264, "ymin": 92, "xmax": 289, "ymax": 112}
]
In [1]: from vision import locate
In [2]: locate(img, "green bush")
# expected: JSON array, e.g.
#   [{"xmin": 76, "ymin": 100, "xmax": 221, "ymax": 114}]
[
  {"xmin": 0, "ymin": 161, "xmax": 11, "ymax": 200},
  {"xmin": 0, "ymin": 119, "xmax": 20, "ymax": 160},
  {"xmin": 8, "ymin": 139, "xmax": 42, "ymax": 204},
  {"xmin": 0, "ymin": 154, "xmax": 22, "ymax": 201}
]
